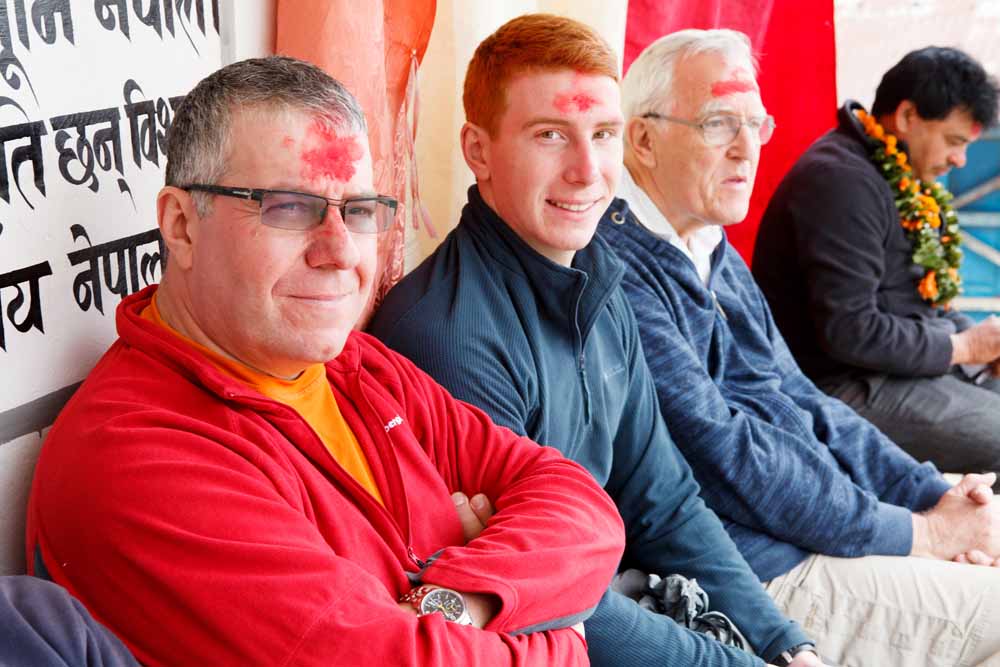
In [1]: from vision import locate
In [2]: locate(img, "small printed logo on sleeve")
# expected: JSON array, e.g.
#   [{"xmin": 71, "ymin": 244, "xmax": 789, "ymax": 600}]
[{"xmin": 384, "ymin": 415, "xmax": 404, "ymax": 432}]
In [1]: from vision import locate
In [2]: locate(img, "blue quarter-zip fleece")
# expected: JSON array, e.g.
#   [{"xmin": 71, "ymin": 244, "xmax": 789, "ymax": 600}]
[
  {"xmin": 597, "ymin": 205, "xmax": 951, "ymax": 582},
  {"xmin": 368, "ymin": 186, "xmax": 809, "ymax": 667}
]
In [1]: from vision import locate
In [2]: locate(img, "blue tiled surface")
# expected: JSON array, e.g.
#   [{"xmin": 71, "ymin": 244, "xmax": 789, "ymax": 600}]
[{"xmin": 945, "ymin": 131, "xmax": 1000, "ymax": 321}]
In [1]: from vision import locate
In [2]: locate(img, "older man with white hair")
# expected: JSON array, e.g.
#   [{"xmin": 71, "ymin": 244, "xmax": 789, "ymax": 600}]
[{"xmin": 597, "ymin": 28, "xmax": 1000, "ymax": 666}]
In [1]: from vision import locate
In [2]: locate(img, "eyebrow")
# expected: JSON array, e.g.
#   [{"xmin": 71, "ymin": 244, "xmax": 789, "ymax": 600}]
[
  {"xmin": 521, "ymin": 116, "xmax": 625, "ymax": 131},
  {"xmin": 697, "ymin": 99, "xmax": 768, "ymax": 118},
  {"xmin": 265, "ymin": 185, "xmax": 379, "ymax": 199},
  {"xmin": 946, "ymin": 133, "xmax": 971, "ymax": 144}
]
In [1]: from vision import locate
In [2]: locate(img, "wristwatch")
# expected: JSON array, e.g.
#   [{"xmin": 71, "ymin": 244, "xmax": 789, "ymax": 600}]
[
  {"xmin": 773, "ymin": 642, "xmax": 818, "ymax": 666},
  {"xmin": 399, "ymin": 585, "xmax": 474, "ymax": 625}
]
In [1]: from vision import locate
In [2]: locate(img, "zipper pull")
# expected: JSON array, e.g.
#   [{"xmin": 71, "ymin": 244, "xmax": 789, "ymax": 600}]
[
  {"xmin": 407, "ymin": 546, "xmax": 425, "ymax": 569},
  {"xmin": 711, "ymin": 291, "xmax": 728, "ymax": 320}
]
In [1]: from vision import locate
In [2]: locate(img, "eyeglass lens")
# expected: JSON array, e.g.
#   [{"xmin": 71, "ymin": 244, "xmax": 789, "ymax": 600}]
[
  {"xmin": 703, "ymin": 115, "xmax": 774, "ymax": 146},
  {"xmin": 259, "ymin": 192, "xmax": 392, "ymax": 232}
]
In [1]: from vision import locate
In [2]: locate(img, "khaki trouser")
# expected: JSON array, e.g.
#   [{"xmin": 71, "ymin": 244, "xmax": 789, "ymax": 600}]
[{"xmin": 765, "ymin": 554, "xmax": 1000, "ymax": 667}]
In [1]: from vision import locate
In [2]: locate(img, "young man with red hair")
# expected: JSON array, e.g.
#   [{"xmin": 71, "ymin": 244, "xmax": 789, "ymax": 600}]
[{"xmin": 370, "ymin": 14, "xmax": 823, "ymax": 667}]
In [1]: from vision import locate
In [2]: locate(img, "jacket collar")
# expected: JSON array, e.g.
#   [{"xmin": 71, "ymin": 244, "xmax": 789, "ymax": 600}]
[
  {"xmin": 117, "ymin": 285, "xmax": 364, "ymax": 408},
  {"xmin": 458, "ymin": 185, "xmax": 628, "ymax": 339},
  {"xmin": 838, "ymin": 99, "xmax": 912, "ymax": 157},
  {"xmin": 605, "ymin": 206, "xmax": 729, "ymax": 290}
]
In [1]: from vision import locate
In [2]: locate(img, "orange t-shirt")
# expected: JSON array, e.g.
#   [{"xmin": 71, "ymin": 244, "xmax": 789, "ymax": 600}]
[{"xmin": 141, "ymin": 296, "xmax": 383, "ymax": 505}]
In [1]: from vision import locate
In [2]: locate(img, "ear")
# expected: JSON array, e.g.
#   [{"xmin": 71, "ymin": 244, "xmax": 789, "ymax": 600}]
[
  {"xmin": 626, "ymin": 117, "xmax": 658, "ymax": 168},
  {"xmin": 461, "ymin": 122, "xmax": 492, "ymax": 182},
  {"xmin": 893, "ymin": 100, "xmax": 918, "ymax": 134},
  {"xmin": 156, "ymin": 186, "xmax": 199, "ymax": 271}
]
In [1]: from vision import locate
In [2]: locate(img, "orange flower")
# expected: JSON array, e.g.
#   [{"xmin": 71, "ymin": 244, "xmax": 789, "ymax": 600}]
[
  {"xmin": 872, "ymin": 124, "xmax": 885, "ymax": 140},
  {"xmin": 896, "ymin": 152, "xmax": 908, "ymax": 167},
  {"xmin": 899, "ymin": 177, "xmax": 911, "ymax": 191},
  {"xmin": 948, "ymin": 267, "xmax": 959, "ymax": 279},
  {"xmin": 941, "ymin": 236, "xmax": 951, "ymax": 243},
  {"xmin": 886, "ymin": 135, "xmax": 897, "ymax": 150},
  {"xmin": 918, "ymin": 271, "xmax": 939, "ymax": 301}
]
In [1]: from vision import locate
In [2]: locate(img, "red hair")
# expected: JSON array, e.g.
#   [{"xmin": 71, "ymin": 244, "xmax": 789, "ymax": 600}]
[{"xmin": 463, "ymin": 14, "xmax": 619, "ymax": 136}]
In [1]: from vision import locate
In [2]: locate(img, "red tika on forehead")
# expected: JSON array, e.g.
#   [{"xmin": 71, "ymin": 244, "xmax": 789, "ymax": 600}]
[
  {"xmin": 553, "ymin": 91, "xmax": 599, "ymax": 114},
  {"xmin": 300, "ymin": 121, "xmax": 364, "ymax": 183},
  {"xmin": 711, "ymin": 79, "xmax": 758, "ymax": 98}
]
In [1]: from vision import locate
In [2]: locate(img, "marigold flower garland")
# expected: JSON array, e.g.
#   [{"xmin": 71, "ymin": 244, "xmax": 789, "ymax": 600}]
[{"xmin": 855, "ymin": 108, "xmax": 962, "ymax": 306}]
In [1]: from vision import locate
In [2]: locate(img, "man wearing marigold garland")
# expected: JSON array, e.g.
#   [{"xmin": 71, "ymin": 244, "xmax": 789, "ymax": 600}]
[
  {"xmin": 596, "ymin": 32, "xmax": 1000, "ymax": 665},
  {"xmin": 754, "ymin": 47, "xmax": 1000, "ymax": 479}
]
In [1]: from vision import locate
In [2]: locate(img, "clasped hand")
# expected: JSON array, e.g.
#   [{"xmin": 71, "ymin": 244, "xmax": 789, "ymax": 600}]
[{"xmin": 913, "ymin": 472, "xmax": 1000, "ymax": 566}]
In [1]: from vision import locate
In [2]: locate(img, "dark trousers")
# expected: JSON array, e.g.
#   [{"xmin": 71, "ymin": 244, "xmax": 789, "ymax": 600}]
[
  {"xmin": 0, "ymin": 576, "xmax": 138, "ymax": 667},
  {"xmin": 821, "ymin": 367, "xmax": 1000, "ymax": 478}
]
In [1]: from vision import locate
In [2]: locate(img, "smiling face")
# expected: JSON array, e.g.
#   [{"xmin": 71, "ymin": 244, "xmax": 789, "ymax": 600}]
[
  {"xmin": 638, "ymin": 51, "xmax": 764, "ymax": 235},
  {"xmin": 467, "ymin": 69, "xmax": 624, "ymax": 266},
  {"xmin": 896, "ymin": 104, "xmax": 981, "ymax": 182},
  {"xmin": 183, "ymin": 108, "xmax": 377, "ymax": 376}
]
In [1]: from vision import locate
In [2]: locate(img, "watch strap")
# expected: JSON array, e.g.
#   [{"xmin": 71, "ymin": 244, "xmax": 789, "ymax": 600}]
[
  {"xmin": 399, "ymin": 586, "xmax": 474, "ymax": 626},
  {"xmin": 773, "ymin": 642, "xmax": 817, "ymax": 666}
]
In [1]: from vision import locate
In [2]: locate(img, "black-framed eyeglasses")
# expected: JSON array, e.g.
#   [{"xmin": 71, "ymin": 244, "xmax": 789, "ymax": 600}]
[
  {"xmin": 184, "ymin": 184, "xmax": 398, "ymax": 233},
  {"xmin": 641, "ymin": 112, "xmax": 776, "ymax": 146}
]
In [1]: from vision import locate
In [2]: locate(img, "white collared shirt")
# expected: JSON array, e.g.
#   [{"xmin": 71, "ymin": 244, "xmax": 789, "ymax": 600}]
[{"xmin": 617, "ymin": 168, "xmax": 723, "ymax": 285}]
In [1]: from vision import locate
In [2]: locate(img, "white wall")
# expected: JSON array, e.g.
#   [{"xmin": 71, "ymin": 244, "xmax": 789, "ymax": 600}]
[
  {"xmin": 836, "ymin": 0, "xmax": 1000, "ymax": 107},
  {"xmin": 0, "ymin": 0, "xmax": 273, "ymax": 575},
  {"xmin": 0, "ymin": 433, "xmax": 42, "ymax": 575}
]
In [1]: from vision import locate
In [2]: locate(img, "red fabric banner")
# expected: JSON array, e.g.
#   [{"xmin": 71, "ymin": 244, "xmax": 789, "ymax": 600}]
[
  {"xmin": 275, "ymin": 0, "xmax": 435, "ymax": 315},
  {"xmin": 624, "ymin": 0, "xmax": 836, "ymax": 265}
]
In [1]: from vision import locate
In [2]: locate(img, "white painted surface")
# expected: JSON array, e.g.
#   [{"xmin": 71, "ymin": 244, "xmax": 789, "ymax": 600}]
[
  {"xmin": 220, "ymin": 0, "xmax": 275, "ymax": 63},
  {"xmin": 0, "ymin": 3, "xmax": 222, "ymax": 417},
  {"xmin": 0, "ymin": 432, "xmax": 43, "ymax": 575},
  {"xmin": 836, "ymin": 0, "xmax": 1000, "ymax": 107},
  {"xmin": 0, "ymin": 1, "xmax": 272, "ymax": 573}
]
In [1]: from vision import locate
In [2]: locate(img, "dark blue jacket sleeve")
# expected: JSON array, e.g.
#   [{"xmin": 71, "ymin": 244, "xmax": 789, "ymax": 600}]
[
  {"xmin": 621, "ymin": 267, "xmax": 946, "ymax": 560},
  {"xmin": 756, "ymin": 282, "xmax": 951, "ymax": 514},
  {"xmin": 601, "ymin": 311, "xmax": 806, "ymax": 663},
  {"xmin": 587, "ymin": 589, "xmax": 762, "ymax": 667},
  {"xmin": 0, "ymin": 576, "xmax": 139, "ymax": 667}
]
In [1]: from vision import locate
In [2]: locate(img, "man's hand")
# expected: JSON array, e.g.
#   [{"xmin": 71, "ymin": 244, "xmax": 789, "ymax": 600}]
[
  {"xmin": 912, "ymin": 473, "xmax": 1000, "ymax": 561},
  {"xmin": 766, "ymin": 650, "xmax": 829, "ymax": 667},
  {"xmin": 950, "ymin": 316, "xmax": 1000, "ymax": 365},
  {"xmin": 951, "ymin": 478, "xmax": 1000, "ymax": 566},
  {"xmin": 788, "ymin": 650, "xmax": 826, "ymax": 666},
  {"xmin": 452, "ymin": 492, "xmax": 495, "ymax": 542},
  {"xmin": 398, "ymin": 492, "xmax": 501, "ymax": 628}
]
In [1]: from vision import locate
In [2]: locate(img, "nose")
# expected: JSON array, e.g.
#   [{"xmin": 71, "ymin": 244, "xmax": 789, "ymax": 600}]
[
  {"xmin": 949, "ymin": 146, "xmax": 968, "ymax": 169},
  {"xmin": 565, "ymin": 140, "xmax": 601, "ymax": 185},
  {"xmin": 727, "ymin": 122, "xmax": 757, "ymax": 160},
  {"xmin": 305, "ymin": 206, "xmax": 361, "ymax": 269}
]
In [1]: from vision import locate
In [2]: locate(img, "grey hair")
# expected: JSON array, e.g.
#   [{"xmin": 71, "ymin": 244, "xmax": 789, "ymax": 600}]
[
  {"xmin": 622, "ymin": 29, "xmax": 757, "ymax": 136},
  {"xmin": 165, "ymin": 55, "xmax": 368, "ymax": 215}
]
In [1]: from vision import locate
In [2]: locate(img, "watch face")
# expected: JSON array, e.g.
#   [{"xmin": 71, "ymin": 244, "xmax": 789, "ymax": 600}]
[{"xmin": 420, "ymin": 588, "xmax": 466, "ymax": 621}]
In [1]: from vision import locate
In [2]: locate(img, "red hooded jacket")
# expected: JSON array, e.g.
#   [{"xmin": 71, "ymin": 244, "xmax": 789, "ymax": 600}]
[{"xmin": 27, "ymin": 286, "xmax": 625, "ymax": 666}]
